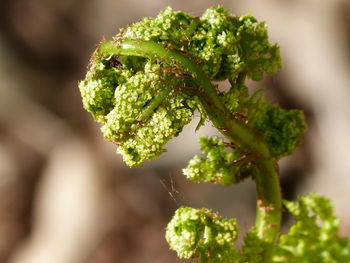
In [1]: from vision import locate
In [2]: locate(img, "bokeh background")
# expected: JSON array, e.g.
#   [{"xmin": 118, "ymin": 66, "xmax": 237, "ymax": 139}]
[{"xmin": 1, "ymin": 0, "xmax": 350, "ymax": 262}]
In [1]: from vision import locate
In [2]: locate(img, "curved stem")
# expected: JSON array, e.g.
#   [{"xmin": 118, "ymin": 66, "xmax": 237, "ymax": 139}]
[{"xmin": 97, "ymin": 39, "xmax": 281, "ymax": 262}]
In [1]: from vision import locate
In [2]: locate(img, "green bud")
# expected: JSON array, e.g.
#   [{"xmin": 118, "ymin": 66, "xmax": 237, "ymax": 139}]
[
  {"xmin": 183, "ymin": 136, "xmax": 249, "ymax": 185},
  {"xmin": 248, "ymin": 93, "xmax": 307, "ymax": 158},
  {"xmin": 165, "ymin": 206, "xmax": 240, "ymax": 262}
]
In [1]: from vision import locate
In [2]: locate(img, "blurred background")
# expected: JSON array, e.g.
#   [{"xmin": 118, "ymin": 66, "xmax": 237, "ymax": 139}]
[{"xmin": 1, "ymin": 0, "xmax": 350, "ymax": 262}]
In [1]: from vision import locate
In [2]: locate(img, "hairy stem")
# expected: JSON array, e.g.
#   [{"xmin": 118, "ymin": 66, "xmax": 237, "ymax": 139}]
[{"xmin": 97, "ymin": 39, "xmax": 281, "ymax": 262}]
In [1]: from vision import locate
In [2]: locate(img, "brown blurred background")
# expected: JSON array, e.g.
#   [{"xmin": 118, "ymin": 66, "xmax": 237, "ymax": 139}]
[{"xmin": 1, "ymin": 0, "xmax": 350, "ymax": 262}]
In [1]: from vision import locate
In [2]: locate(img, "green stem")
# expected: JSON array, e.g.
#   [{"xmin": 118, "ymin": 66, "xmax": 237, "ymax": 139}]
[
  {"xmin": 138, "ymin": 85, "xmax": 173, "ymax": 122},
  {"xmin": 97, "ymin": 39, "xmax": 281, "ymax": 262}
]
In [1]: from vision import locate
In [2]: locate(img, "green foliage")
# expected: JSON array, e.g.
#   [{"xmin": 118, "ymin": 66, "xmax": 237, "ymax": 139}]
[
  {"xmin": 79, "ymin": 59, "xmax": 131, "ymax": 122},
  {"xmin": 183, "ymin": 136, "xmax": 249, "ymax": 186},
  {"xmin": 248, "ymin": 93, "xmax": 307, "ymax": 158},
  {"xmin": 165, "ymin": 196, "xmax": 350, "ymax": 263},
  {"xmin": 223, "ymin": 86, "xmax": 307, "ymax": 160},
  {"xmin": 123, "ymin": 6, "xmax": 281, "ymax": 82},
  {"xmin": 235, "ymin": 14, "xmax": 281, "ymax": 81},
  {"xmin": 79, "ymin": 5, "xmax": 348, "ymax": 263},
  {"xmin": 79, "ymin": 5, "xmax": 302, "ymax": 166},
  {"xmin": 222, "ymin": 83, "xmax": 249, "ymax": 114},
  {"xmin": 241, "ymin": 228, "xmax": 268, "ymax": 263},
  {"xmin": 165, "ymin": 206, "xmax": 240, "ymax": 262},
  {"xmin": 273, "ymin": 194, "xmax": 350, "ymax": 263},
  {"xmin": 80, "ymin": 58, "xmax": 197, "ymax": 166}
]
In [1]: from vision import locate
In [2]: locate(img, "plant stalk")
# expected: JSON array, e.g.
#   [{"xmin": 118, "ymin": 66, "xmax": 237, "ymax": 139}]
[{"xmin": 97, "ymin": 39, "xmax": 282, "ymax": 262}]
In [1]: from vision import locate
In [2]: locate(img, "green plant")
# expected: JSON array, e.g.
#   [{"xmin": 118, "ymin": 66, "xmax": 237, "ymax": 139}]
[{"xmin": 79, "ymin": 6, "xmax": 350, "ymax": 263}]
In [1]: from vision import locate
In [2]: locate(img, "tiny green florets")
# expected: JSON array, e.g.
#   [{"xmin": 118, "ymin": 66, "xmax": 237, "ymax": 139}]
[
  {"xmin": 80, "ymin": 56, "xmax": 197, "ymax": 166},
  {"xmin": 79, "ymin": 6, "xmax": 287, "ymax": 166},
  {"xmin": 165, "ymin": 206, "xmax": 240, "ymax": 261},
  {"xmin": 222, "ymin": 83, "xmax": 249, "ymax": 114},
  {"xmin": 79, "ymin": 60, "xmax": 132, "ymax": 123},
  {"xmin": 115, "ymin": 100, "xmax": 194, "ymax": 166},
  {"xmin": 79, "ymin": 6, "xmax": 349, "ymax": 263},
  {"xmin": 183, "ymin": 136, "xmax": 249, "ymax": 186},
  {"xmin": 123, "ymin": 5, "xmax": 281, "ymax": 82},
  {"xmin": 123, "ymin": 7, "xmax": 193, "ymax": 43},
  {"xmin": 235, "ymin": 14, "xmax": 282, "ymax": 81}
]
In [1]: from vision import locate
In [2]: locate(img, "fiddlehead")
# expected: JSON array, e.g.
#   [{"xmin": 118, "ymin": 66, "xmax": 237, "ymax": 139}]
[
  {"xmin": 78, "ymin": 5, "xmax": 350, "ymax": 263},
  {"xmin": 80, "ymin": 48, "xmax": 198, "ymax": 166}
]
